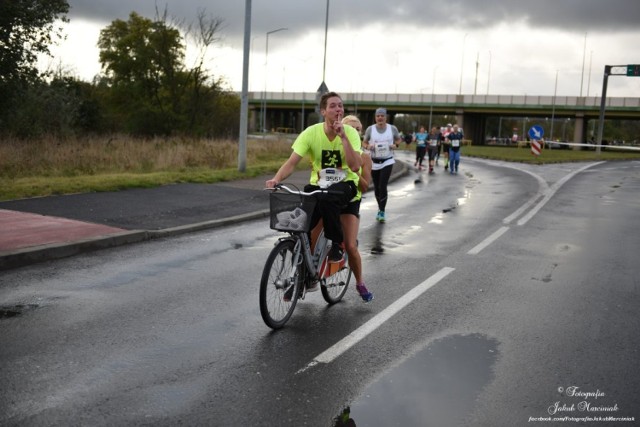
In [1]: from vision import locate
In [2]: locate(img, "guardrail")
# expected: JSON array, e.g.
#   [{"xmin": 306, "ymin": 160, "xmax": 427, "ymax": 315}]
[{"xmin": 248, "ymin": 92, "xmax": 640, "ymax": 110}]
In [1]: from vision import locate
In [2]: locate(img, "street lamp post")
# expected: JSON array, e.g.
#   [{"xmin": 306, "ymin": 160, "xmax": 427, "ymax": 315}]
[
  {"xmin": 429, "ymin": 66, "xmax": 438, "ymax": 130},
  {"xmin": 550, "ymin": 70, "xmax": 559, "ymax": 141},
  {"xmin": 459, "ymin": 33, "xmax": 468, "ymax": 95},
  {"xmin": 322, "ymin": 0, "xmax": 330, "ymax": 84},
  {"xmin": 587, "ymin": 50, "xmax": 593, "ymax": 97},
  {"xmin": 474, "ymin": 51, "xmax": 479, "ymax": 95},
  {"xmin": 580, "ymin": 33, "xmax": 587, "ymax": 97},
  {"xmin": 315, "ymin": 0, "xmax": 331, "ymax": 117},
  {"xmin": 295, "ymin": 56, "xmax": 312, "ymax": 131},
  {"xmin": 486, "ymin": 50, "xmax": 492, "ymax": 95},
  {"xmin": 238, "ymin": 0, "xmax": 252, "ymax": 172},
  {"xmin": 262, "ymin": 27, "xmax": 287, "ymax": 133}
]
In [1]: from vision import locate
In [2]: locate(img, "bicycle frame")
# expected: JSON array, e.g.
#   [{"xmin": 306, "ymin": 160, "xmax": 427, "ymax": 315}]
[
  {"xmin": 260, "ymin": 184, "xmax": 352, "ymax": 329},
  {"xmin": 276, "ymin": 230, "xmax": 324, "ymax": 291},
  {"xmin": 270, "ymin": 185, "xmax": 336, "ymax": 283}
]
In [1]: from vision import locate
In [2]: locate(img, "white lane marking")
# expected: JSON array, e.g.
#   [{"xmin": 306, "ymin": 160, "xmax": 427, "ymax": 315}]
[
  {"xmin": 503, "ymin": 194, "xmax": 543, "ymax": 225},
  {"xmin": 467, "ymin": 226, "xmax": 510, "ymax": 255},
  {"xmin": 517, "ymin": 162, "xmax": 604, "ymax": 226},
  {"xmin": 462, "ymin": 160, "xmax": 604, "ymax": 256},
  {"xmin": 464, "ymin": 158, "xmax": 547, "ymax": 225},
  {"xmin": 297, "ymin": 267, "xmax": 455, "ymax": 374},
  {"xmin": 493, "ymin": 164, "xmax": 548, "ymax": 225}
]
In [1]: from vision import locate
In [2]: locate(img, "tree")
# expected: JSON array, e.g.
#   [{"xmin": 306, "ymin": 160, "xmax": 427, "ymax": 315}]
[
  {"xmin": 98, "ymin": 11, "xmax": 187, "ymax": 135},
  {"xmin": 0, "ymin": 0, "xmax": 68, "ymax": 83},
  {"xmin": 98, "ymin": 12, "xmax": 183, "ymax": 89},
  {"xmin": 181, "ymin": 9, "xmax": 224, "ymax": 131},
  {"xmin": 0, "ymin": 0, "xmax": 69, "ymax": 130},
  {"xmin": 97, "ymin": 9, "xmax": 235, "ymax": 137}
]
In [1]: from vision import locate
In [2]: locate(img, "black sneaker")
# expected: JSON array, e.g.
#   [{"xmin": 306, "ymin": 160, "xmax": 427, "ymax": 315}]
[{"xmin": 328, "ymin": 243, "xmax": 344, "ymax": 263}]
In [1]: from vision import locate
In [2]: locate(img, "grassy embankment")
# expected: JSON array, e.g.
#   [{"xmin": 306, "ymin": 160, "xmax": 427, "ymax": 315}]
[
  {"xmin": 1, "ymin": 136, "xmax": 639, "ymax": 201},
  {"xmin": 0, "ymin": 135, "xmax": 300, "ymax": 201},
  {"xmin": 463, "ymin": 143, "xmax": 640, "ymax": 164}
]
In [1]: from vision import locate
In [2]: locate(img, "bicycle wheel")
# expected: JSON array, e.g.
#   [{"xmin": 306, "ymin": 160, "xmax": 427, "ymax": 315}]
[
  {"xmin": 259, "ymin": 239, "xmax": 302, "ymax": 329},
  {"xmin": 321, "ymin": 258, "xmax": 351, "ymax": 304}
]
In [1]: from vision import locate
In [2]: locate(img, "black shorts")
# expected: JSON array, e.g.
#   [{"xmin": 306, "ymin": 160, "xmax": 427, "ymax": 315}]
[
  {"xmin": 341, "ymin": 199, "xmax": 361, "ymax": 218},
  {"xmin": 428, "ymin": 145, "xmax": 439, "ymax": 161}
]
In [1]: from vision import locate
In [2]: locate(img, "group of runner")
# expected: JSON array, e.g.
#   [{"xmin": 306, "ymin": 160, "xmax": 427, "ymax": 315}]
[{"xmin": 410, "ymin": 123, "xmax": 464, "ymax": 175}]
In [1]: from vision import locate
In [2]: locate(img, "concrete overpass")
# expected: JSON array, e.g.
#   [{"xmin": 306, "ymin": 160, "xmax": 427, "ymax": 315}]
[{"xmin": 247, "ymin": 92, "xmax": 640, "ymax": 144}]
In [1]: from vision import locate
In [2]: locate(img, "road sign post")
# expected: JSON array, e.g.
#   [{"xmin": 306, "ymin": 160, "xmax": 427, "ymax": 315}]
[
  {"xmin": 528, "ymin": 125, "xmax": 545, "ymax": 156},
  {"xmin": 531, "ymin": 140, "xmax": 542, "ymax": 156},
  {"xmin": 597, "ymin": 64, "xmax": 639, "ymax": 155}
]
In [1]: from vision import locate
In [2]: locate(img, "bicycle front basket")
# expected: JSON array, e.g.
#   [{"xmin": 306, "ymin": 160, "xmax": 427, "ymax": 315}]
[{"xmin": 269, "ymin": 192, "xmax": 317, "ymax": 232}]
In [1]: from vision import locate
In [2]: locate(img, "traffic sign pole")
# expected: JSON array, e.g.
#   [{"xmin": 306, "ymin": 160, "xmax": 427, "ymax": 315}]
[
  {"xmin": 531, "ymin": 140, "xmax": 541, "ymax": 156},
  {"xmin": 528, "ymin": 125, "xmax": 544, "ymax": 156},
  {"xmin": 596, "ymin": 66, "xmax": 610, "ymax": 155},
  {"xmin": 596, "ymin": 64, "xmax": 638, "ymax": 155}
]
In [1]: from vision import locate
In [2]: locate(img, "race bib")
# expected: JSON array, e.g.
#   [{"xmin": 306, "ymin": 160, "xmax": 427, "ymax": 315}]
[
  {"xmin": 451, "ymin": 139, "xmax": 460, "ymax": 147},
  {"xmin": 429, "ymin": 139, "xmax": 439, "ymax": 147},
  {"xmin": 318, "ymin": 168, "xmax": 346, "ymax": 189},
  {"xmin": 374, "ymin": 143, "xmax": 390, "ymax": 158}
]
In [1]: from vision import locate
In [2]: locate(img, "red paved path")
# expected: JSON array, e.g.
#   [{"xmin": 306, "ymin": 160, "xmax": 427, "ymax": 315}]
[{"xmin": 0, "ymin": 209, "xmax": 126, "ymax": 253}]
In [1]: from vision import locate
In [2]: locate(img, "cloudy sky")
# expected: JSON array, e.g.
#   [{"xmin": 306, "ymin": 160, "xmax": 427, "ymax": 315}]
[{"xmin": 47, "ymin": 0, "xmax": 640, "ymax": 98}]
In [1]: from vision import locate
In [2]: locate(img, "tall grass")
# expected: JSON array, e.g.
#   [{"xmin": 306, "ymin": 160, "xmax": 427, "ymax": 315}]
[
  {"xmin": 0, "ymin": 134, "xmax": 295, "ymax": 179},
  {"xmin": 0, "ymin": 135, "xmax": 298, "ymax": 200}
]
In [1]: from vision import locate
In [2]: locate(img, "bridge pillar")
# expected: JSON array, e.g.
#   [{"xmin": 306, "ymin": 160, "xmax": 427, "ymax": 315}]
[
  {"xmin": 461, "ymin": 113, "xmax": 486, "ymax": 145},
  {"xmin": 573, "ymin": 113, "xmax": 585, "ymax": 147},
  {"xmin": 455, "ymin": 109, "xmax": 465, "ymax": 133},
  {"xmin": 249, "ymin": 106, "xmax": 258, "ymax": 133},
  {"xmin": 356, "ymin": 110, "xmax": 375, "ymax": 128}
]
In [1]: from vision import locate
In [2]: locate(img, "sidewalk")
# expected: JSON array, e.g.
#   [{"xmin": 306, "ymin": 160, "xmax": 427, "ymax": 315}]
[{"xmin": 0, "ymin": 163, "xmax": 408, "ymax": 270}]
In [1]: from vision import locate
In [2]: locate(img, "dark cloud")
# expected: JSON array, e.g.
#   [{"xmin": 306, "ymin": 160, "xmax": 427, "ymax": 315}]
[
  {"xmin": 67, "ymin": 0, "xmax": 640, "ymax": 43},
  {"xmin": 446, "ymin": 0, "xmax": 640, "ymax": 31}
]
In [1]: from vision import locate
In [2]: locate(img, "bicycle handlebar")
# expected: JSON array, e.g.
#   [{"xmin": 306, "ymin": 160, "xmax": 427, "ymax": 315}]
[
  {"xmin": 265, "ymin": 183, "xmax": 348, "ymax": 197},
  {"xmin": 267, "ymin": 183, "xmax": 327, "ymax": 196}
]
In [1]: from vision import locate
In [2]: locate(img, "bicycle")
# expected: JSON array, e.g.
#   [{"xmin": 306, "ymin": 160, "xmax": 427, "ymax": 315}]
[{"xmin": 259, "ymin": 184, "xmax": 352, "ymax": 329}]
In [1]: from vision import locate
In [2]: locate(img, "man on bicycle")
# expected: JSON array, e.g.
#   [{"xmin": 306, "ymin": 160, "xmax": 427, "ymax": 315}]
[{"xmin": 266, "ymin": 91, "xmax": 362, "ymax": 264}]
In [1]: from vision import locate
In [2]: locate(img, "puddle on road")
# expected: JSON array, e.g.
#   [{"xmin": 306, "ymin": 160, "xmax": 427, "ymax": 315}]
[
  {"xmin": 335, "ymin": 333, "xmax": 499, "ymax": 427},
  {"xmin": 0, "ymin": 303, "xmax": 39, "ymax": 318}
]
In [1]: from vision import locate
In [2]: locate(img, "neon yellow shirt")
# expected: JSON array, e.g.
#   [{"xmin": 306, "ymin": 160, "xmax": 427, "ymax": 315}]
[
  {"xmin": 353, "ymin": 153, "xmax": 372, "ymax": 202},
  {"xmin": 292, "ymin": 123, "xmax": 362, "ymax": 187}
]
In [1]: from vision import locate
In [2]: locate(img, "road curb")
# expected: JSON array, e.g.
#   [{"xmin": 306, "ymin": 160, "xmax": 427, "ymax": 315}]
[
  {"xmin": 0, "ymin": 230, "xmax": 148, "ymax": 271},
  {"xmin": 147, "ymin": 210, "xmax": 271, "ymax": 238},
  {"xmin": 0, "ymin": 162, "xmax": 409, "ymax": 271}
]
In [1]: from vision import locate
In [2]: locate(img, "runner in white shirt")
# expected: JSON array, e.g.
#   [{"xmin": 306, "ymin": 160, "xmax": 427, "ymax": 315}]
[{"xmin": 362, "ymin": 107, "xmax": 402, "ymax": 222}]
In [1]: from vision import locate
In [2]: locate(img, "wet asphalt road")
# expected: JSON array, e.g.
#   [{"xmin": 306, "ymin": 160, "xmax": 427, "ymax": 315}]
[{"xmin": 1, "ymin": 157, "xmax": 639, "ymax": 426}]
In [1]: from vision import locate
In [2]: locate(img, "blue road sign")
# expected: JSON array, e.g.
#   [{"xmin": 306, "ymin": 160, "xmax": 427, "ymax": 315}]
[{"xmin": 528, "ymin": 125, "xmax": 544, "ymax": 140}]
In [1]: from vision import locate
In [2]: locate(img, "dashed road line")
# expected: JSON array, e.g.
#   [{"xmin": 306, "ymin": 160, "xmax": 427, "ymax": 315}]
[
  {"xmin": 297, "ymin": 267, "xmax": 455, "ymax": 374},
  {"xmin": 467, "ymin": 226, "xmax": 510, "ymax": 255}
]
